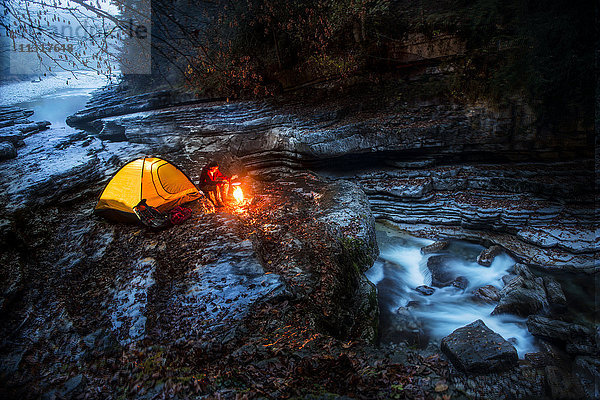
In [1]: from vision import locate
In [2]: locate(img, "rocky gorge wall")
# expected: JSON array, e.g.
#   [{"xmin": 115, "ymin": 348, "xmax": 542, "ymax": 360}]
[{"xmin": 66, "ymin": 86, "xmax": 597, "ymax": 274}]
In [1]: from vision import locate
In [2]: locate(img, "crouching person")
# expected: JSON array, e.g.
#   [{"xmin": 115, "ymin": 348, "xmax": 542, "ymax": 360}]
[{"xmin": 199, "ymin": 161, "xmax": 237, "ymax": 207}]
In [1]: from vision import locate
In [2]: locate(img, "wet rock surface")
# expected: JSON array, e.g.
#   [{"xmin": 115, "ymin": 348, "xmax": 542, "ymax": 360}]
[
  {"xmin": 415, "ymin": 285, "xmax": 435, "ymax": 296},
  {"xmin": 492, "ymin": 275, "xmax": 548, "ymax": 317},
  {"xmin": 447, "ymin": 366, "xmax": 547, "ymax": 399},
  {"xmin": 573, "ymin": 356, "xmax": 600, "ymax": 399},
  {"xmin": 420, "ymin": 240, "xmax": 449, "ymax": 254},
  {"xmin": 0, "ymin": 86, "xmax": 386, "ymax": 398},
  {"xmin": 526, "ymin": 316, "xmax": 595, "ymax": 349},
  {"xmin": 66, "ymin": 85, "xmax": 206, "ymax": 129},
  {"xmin": 544, "ymin": 366, "xmax": 586, "ymax": 400},
  {"xmin": 441, "ymin": 320, "xmax": 518, "ymax": 373},
  {"xmin": 427, "ymin": 254, "xmax": 459, "ymax": 287},
  {"xmin": 477, "ymin": 245, "xmax": 504, "ymax": 266},
  {"xmin": 385, "ymin": 306, "xmax": 429, "ymax": 347},
  {"xmin": 244, "ymin": 176, "xmax": 379, "ymax": 341},
  {"xmin": 0, "ymin": 106, "xmax": 50, "ymax": 161},
  {"xmin": 451, "ymin": 276, "xmax": 469, "ymax": 290},
  {"xmin": 0, "ymin": 167, "xmax": 383, "ymax": 398},
  {"xmin": 473, "ymin": 285, "xmax": 501, "ymax": 303},
  {"xmin": 355, "ymin": 168, "xmax": 597, "ymax": 272},
  {"xmin": 0, "ymin": 141, "xmax": 17, "ymax": 160},
  {"xmin": 542, "ymin": 276, "xmax": 567, "ymax": 307},
  {"xmin": 66, "ymin": 85, "xmax": 597, "ymax": 273}
]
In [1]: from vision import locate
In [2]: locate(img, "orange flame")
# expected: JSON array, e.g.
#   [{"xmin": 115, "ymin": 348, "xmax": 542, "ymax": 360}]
[{"xmin": 232, "ymin": 185, "xmax": 244, "ymax": 203}]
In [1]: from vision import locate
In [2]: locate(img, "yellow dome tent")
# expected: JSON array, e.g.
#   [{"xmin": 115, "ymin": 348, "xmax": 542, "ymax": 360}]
[{"xmin": 95, "ymin": 157, "xmax": 201, "ymax": 221}]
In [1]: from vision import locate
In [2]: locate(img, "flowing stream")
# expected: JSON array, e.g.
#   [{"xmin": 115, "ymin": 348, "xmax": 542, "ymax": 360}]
[
  {"xmin": 0, "ymin": 72, "xmax": 149, "ymax": 211},
  {"xmin": 366, "ymin": 222, "xmax": 538, "ymax": 356}
]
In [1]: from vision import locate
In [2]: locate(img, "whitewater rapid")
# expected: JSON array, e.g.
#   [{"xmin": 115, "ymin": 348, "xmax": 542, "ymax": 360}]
[{"xmin": 366, "ymin": 223, "xmax": 537, "ymax": 356}]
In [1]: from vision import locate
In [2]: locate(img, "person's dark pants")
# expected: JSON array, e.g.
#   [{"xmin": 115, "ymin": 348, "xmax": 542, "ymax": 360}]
[{"xmin": 202, "ymin": 183, "xmax": 230, "ymax": 206}]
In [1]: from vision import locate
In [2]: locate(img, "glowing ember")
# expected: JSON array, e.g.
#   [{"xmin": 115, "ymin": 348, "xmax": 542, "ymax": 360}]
[{"xmin": 232, "ymin": 185, "xmax": 244, "ymax": 203}]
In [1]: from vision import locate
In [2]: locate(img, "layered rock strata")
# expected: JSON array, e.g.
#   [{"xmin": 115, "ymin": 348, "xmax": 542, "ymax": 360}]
[
  {"xmin": 0, "ymin": 106, "xmax": 50, "ymax": 160},
  {"xmin": 66, "ymin": 88, "xmax": 596, "ymax": 272}
]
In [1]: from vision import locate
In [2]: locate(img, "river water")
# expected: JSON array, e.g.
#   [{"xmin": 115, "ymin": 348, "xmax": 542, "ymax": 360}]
[
  {"xmin": 0, "ymin": 72, "xmax": 147, "ymax": 211},
  {"xmin": 0, "ymin": 71, "xmax": 107, "ymax": 110},
  {"xmin": 366, "ymin": 222, "xmax": 538, "ymax": 356}
]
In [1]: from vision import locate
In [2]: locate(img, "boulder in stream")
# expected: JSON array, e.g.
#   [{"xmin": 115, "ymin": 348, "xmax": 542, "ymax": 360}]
[
  {"xmin": 415, "ymin": 285, "xmax": 435, "ymax": 296},
  {"xmin": 476, "ymin": 245, "xmax": 504, "ymax": 266},
  {"xmin": 543, "ymin": 276, "xmax": 567, "ymax": 307},
  {"xmin": 472, "ymin": 285, "xmax": 500, "ymax": 303},
  {"xmin": 501, "ymin": 274, "xmax": 517, "ymax": 285},
  {"xmin": 492, "ymin": 275, "xmax": 548, "ymax": 317},
  {"xmin": 427, "ymin": 255, "xmax": 456, "ymax": 288},
  {"xmin": 451, "ymin": 276, "xmax": 469, "ymax": 290},
  {"xmin": 386, "ymin": 306, "xmax": 428, "ymax": 347},
  {"xmin": 440, "ymin": 319, "xmax": 518, "ymax": 373},
  {"xmin": 526, "ymin": 315, "xmax": 594, "ymax": 349},
  {"xmin": 512, "ymin": 263, "xmax": 536, "ymax": 279},
  {"xmin": 420, "ymin": 240, "xmax": 449, "ymax": 254}
]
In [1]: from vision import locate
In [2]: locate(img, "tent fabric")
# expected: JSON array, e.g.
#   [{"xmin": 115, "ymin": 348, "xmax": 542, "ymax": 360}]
[{"xmin": 95, "ymin": 157, "xmax": 200, "ymax": 221}]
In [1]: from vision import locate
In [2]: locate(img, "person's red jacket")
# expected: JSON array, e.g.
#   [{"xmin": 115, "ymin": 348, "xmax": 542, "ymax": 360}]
[{"xmin": 200, "ymin": 165, "xmax": 228, "ymax": 188}]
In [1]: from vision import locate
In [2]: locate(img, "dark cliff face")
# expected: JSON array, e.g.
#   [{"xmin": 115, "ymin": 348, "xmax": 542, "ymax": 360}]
[{"xmin": 130, "ymin": 0, "xmax": 594, "ymax": 137}]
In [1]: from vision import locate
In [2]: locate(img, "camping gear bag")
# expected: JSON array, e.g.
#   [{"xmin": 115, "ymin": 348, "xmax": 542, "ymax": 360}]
[
  {"xmin": 133, "ymin": 202, "xmax": 171, "ymax": 230},
  {"xmin": 169, "ymin": 206, "xmax": 193, "ymax": 225}
]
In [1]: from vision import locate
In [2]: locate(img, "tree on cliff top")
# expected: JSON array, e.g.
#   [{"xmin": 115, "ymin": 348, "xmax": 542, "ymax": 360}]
[{"xmin": 3, "ymin": 0, "xmax": 594, "ymax": 129}]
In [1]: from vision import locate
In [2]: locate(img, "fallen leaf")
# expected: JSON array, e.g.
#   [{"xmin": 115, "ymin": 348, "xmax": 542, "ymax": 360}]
[{"xmin": 435, "ymin": 383, "xmax": 448, "ymax": 392}]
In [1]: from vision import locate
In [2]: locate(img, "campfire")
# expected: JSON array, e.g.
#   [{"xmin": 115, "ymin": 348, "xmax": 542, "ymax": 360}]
[{"xmin": 232, "ymin": 183, "xmax": 244, "ymax": 204}]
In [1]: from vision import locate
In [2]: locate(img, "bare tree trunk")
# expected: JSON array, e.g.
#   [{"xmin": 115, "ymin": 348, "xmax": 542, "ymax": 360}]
[
  {"xmin": 361, "ymin": 13, "xmax": 366, "ymax": 42},
  {"xmin": 353, "ymin": 21, "xmax": 361, "ymax": 43},
  {"xmin": 272, "ymin": 29, "xmax": 282, "ymax": 69}
]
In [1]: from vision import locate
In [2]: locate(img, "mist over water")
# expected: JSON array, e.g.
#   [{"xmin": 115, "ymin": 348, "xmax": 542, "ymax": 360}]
[{"xmin": 366, "ymin": 223, "xmax": 537, "ymax": 356}]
